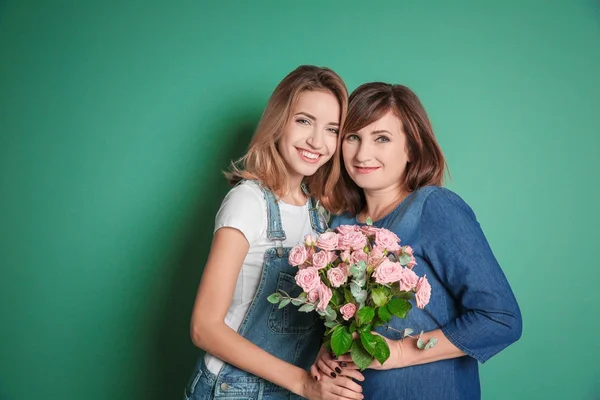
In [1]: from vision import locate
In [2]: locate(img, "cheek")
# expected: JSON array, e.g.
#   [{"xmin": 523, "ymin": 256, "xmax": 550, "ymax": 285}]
[{"xmin": 324, "ymin": 135, "xmax": 338, "ymax": 153}]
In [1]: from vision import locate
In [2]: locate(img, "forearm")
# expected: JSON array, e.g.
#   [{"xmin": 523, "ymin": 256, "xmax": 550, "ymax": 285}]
[
  {"xmin": 391, "ymin": 329, "xmax": 466, "ymax": 368},
  {"xmin": 192, "ymin": 321, "xmax": 308, "ymax": 395}
]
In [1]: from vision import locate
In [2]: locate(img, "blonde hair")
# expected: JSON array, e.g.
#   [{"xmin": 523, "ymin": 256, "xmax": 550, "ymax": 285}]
[{"xmin": 225, "ymin": 65, "xmax": 348, "ymax": 210}]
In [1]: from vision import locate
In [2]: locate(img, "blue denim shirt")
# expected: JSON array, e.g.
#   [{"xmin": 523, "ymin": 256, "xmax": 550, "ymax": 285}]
[{"xmin": 331, "ymin": 186, "xmax": 522, "ymax": 400}]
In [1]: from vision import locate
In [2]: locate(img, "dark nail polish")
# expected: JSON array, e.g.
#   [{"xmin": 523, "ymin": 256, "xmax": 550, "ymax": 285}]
[
  {"xmin": 340, "ymin": 362, "xmax": 347, "ymax": 367},
  {"xmin": 330, "ymin": 372, "xmax": 337, "ymax": 378},
  {"xmin": 335, "ymin": 367, "xmax": 342, "ymax": 374}
]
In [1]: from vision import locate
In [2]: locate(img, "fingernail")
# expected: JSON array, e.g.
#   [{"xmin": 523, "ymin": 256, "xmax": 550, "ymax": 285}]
[
  {"xmin": 335, "ymin": 367, "xmax": 342, "ymax": 374},
  {"xmin": 330, "ymin": 372, "xmax": 337, "ymax": 378},
  {"xmin": 340, "ymin": 362, "xmax": 347, "ymax": 367}
]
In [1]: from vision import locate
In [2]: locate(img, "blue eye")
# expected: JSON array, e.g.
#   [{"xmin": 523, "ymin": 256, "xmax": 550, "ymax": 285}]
[
  {"xmin": 327, "ymin": 127, "xmax": 340, "ymax": 134},
  {"xmin": 296, "ymin": 118, "xmax": 310, "ymax": 125},
  {"xmin": 376, "ymin": 136, "xmax": 390, "ymax": 143}
]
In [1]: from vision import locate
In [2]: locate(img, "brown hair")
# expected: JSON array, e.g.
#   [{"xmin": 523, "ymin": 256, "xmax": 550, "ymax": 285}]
[
  {"xmin": 331, "ymin": 82, "xmax": 448, "ymax": 215},
  {"xmin": 225, "ymin": 65, "xmax": 348, "ymax": 209}
]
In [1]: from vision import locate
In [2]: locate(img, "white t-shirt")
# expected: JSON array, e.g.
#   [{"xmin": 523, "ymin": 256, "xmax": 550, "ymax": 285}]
[{"xmin": 204, "ymin": 180, "xmax": 316, "ymax": 375}]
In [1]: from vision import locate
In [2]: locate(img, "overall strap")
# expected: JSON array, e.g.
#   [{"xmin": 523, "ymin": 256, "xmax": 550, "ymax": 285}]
[
  {"xmin": 258, "ymin": 183, "xmax": 286, "ymax": 256},
  {"xmin": 302, "ymin": 183, "xmax": 328, "ymax": 234}
]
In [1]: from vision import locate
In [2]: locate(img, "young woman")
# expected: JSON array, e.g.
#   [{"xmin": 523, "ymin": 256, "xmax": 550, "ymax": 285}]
[
  {"xmin": 313, "ymin": 82, "xmax": 522, "ymax": 399},
  {"xmin": 184, "ymin": 66, "xmax": 365, "ymax": 400}
]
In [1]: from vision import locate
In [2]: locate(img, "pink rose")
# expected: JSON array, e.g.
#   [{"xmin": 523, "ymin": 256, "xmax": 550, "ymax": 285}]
[
  {"xmin": 312, "ymin": 250, "xmax": 332, "ymax": 270},
  {"xmin": 398, "ymin": 267, "xmax": 419, "ymax": 291},
  {"xmin": 351, "ymin": 249, "xmax": 368, "ymax": 264},
  {"xmin": 307, "ymin": 289, "xmax": 319, "ymax": 303},
  {"xmin": 336, "ymin": 225, "xmax": 360, "ymax": 235},
  {"xmin": 375, "ymin": 228, "xmax": 401, "ymax": 252},
  {"xmin": 316, "ymin": 283, "xmax": 332, "ymax": 311},
  {"xmin": 402, "ymin": 245, "xmax": 414, "ymax": 256},
  {"xmin": 295, "ymin": 267, "xmax": 321, "ymax": 292},
  {"xmin": 340, "ymin": 303, "xmax": 357, "ymax": 321},
  {"xmin": 327, "ymin": 266, "xmax": 348, "ymax": 288},
  {"xmin": 304, "ymin": 234, "xmax": 317, "ymax": 246},
  {"xmin": 415, "ymin": 275, "xmax": 431, "ymax": 309},
  {"xmin": 317, "ymin": 232, "xmax": 339, "ymax": 251},
  {"xmin": 340, "ymin": 250, "xmax": 352, "ymax": 263},
  {"xmin": 339, "ymin": 231, "xmax": 368, "ymax": 251},
  {"xmin": 360, "ymin": 225, "xmax": 380, "ymax": 237},
  {"xmin": 369, "ymin": 245, "xmax": 386, "ymax": 266},
  {"xmin": 373, "ymin": 259, "xmax": 403, "ymax": 284},
  {"xmin": 406, "ymin": 256, "xmax": 417, "ymax": 269},
  {"xmin": 288, "ymin": 244, "xmax": 308, "ymax": 266}
]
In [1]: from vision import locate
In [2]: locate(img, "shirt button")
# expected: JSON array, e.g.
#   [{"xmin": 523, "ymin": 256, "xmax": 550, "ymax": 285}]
[{"xmin": 220, "ymin": 383, "xmax": 229, "ymax": 391}]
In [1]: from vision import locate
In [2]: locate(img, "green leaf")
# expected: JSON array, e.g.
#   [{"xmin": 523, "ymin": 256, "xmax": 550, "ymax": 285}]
[
  {"xmin": 331, "ymin": 326, "xmax": 353, "ymax": 356},
  {"xmin": 366, "ymin": 217, "xmax": 373, "ymax": 226},
  {"xmin": 391, "ymin": 290, "xmax": 414, "ymax": 301},
  {"xmin": 351, "ymin": 339, "xmax": 374, "ymax": 370},
  {"xmin": 331, "ymin": 290, "xmax": 342, "ymax": 307},
  {"xmin": 402, "ymin": 328, "xmax": 414, "ymax": 337},
  {"xmin": 359, "ymin": 323, "xmax": 372, "ymax": 334},
  {"xmin": 291, "ymin": 298, "xmax": 304, "ymax": 306},
  {"xmin": 387, "ymin": 298, "xmax": 412, "ymax": 319},
  {"xmin": 359, "ymin": 330, "xmax": 378, "ymax": 356},
  {"xmin": 349, "ymin": 321, "xmax": 357, "ymax": 333},
  {"xmin": 278, "ymin": 298, "xmax": 291, "ymax": 309},
  {"xmin": 373, "ymin": 335, "xmax": 391, "ymax": 365},
  {"xmin": 377, "ymin": 305, "xmax": 392, "ymax": 322},
  {"xmin": 343, "ymin": 288, "xmax": 354, "ymax": 304},
  {"xmin": 267, "ymin": 293, "xmax": 281, "ymax": 304},
  {"xmin": 298, "ymin": 303, "xmax": 315, "ymax": 312},
  {"xmin": 357, "ymin": 306, "xmax": 375, "ymax": 326},
  {"xmin": 371, "ymin": 287, "xmax": 388, "ymax": 307}
]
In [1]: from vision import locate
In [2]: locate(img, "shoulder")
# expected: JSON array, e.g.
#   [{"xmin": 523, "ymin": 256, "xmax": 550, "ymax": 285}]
[
  {"xmin": 215, "ymin": 181, "xmax": 268, "ymax": 241},
  {"xmin": 330, "ymin": 212, "xmax": 355, "ymax": 229},
  {"xmin": 417, "ymin": 186, "xmax": 478, "ymax": 230},
  {"xmin": 221, "ymin": 180, "xmax": 265, "ymax": 207}
]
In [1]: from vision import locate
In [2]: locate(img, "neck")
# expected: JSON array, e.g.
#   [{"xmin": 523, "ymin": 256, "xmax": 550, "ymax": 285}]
[
  {"xmin": 279, "ymin": 173, "xmax": 306, "ymax": 206},
  {"xmin": 361, "ymin": 183, "xmax": 406, "ymax": 222}
]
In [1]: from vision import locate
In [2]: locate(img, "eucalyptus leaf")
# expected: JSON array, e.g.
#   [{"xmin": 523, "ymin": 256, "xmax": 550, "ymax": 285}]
[
  {"xmin": 267, "ymin": 293, "xmax": 281, "ymax": 304},
  {"xmin": 278, "ymin": 298, "xmax": 291, "ymax": 309},
  {"xmin": 424, "ymin": 337, "xmax": 438, "ymax": 350},
  {"xmin": 398, "ymin": 253, "xmax": 412, "ymax": 265},
  {"xmin": 298, "ymin": 303, "xmax": 316, "ymax": 312},
  {"xmin": 366, "ymin": 217, "xmax": 373, "ymax": 226},
  {"xmin": 354, "ymin": 290, "xmax": 368, "ymax": 304}
]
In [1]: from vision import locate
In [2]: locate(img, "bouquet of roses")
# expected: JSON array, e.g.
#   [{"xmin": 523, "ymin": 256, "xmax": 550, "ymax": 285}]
[{"xmin": 268, "ymin": 220, "xmax": 434, "ymax": 370}]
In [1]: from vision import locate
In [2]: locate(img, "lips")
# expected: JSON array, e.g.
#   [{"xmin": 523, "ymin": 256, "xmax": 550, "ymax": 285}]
[
  {"xmin": 296, "ymin": 147, "xmax": 322, "ymax": 164},
  {"xmin": 354, "ymin": 166, "xmax": 380, "ymax": 174}
]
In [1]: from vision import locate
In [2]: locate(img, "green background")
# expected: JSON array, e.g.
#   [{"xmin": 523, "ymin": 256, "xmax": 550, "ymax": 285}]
[{"xmin": 1, "ymin": 1, "xmax": 599, "ymax": 399}]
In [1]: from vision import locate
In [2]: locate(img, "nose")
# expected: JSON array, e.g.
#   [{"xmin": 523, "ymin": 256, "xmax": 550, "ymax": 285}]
[
  {"xmin": 306, "ymin": 126, "xmax": 324, "ymax": 150},
  {"xmin": 354, "ymin": 141, "xmax": 373, "ymax": 163}
]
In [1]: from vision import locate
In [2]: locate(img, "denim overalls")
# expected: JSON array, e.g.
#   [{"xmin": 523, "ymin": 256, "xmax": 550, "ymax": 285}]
[{"xmin": 184, "ymin": 183, "xmax": 326, "ymax": 400}]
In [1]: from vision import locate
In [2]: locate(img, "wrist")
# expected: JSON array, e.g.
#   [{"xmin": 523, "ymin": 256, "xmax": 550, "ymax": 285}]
[
  {"xmin": 394, "ymin": 338, "xmax": 413, "ymax": 368},
  {"xmin": 290, "ymin": 368, "xmax": 310, "ymax": 397}
]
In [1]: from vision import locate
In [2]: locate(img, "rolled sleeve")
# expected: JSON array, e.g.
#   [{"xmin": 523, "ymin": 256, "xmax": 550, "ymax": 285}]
[{"xmin": 421, "ymin": 188, "xmax": 522, "ymax": 363}]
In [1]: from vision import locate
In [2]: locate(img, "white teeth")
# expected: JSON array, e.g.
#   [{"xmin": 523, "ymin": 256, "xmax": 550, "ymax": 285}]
[{"xmin": 300, "ymin": 150, "xmax": 319, "ymax": 160}]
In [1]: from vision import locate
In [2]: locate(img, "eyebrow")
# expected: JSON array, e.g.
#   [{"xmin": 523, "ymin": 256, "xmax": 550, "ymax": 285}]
[
  {"xmin": 295, "ymin": 112, "xmax": 339, "ymax": 126},
  {"xmin": 370, "ymin": 130, "xmax": 392, "ymax": 135}
]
